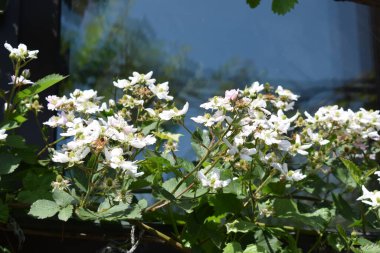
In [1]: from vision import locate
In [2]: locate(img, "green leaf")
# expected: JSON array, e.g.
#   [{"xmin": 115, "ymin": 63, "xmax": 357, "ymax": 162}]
[
  {"xmin": 332, "ymin": 193, "xmax": 356, "ymax": 222},
  {"xmin": 209, "ymin": 193, "xmax": 243, "ymax": 215},
  {"xmin": 52, "ymin": 190, "xmax": 75, "ymax": 207},
  {"xmin": 223, "ymin": 242, "xmax": 243, "ymax": 253},
  {"xmin": 333, "ymin": 166, "xmax": 356, "ymax": 189},
  {"xmin": 0, "ymin": 153, "xmax": 21, "ymax": 175},
  {"xmin": 226, "ymin": 219, "xmax": 256, "ymax": 234},
  {"xmin": 13, "ymin": 74, "xmax": 67, "ymax": 104},
  {"xmin": 191, "ymin": 128, "xmax": 210, "ymax": 158},
  {"xmin": 327, "ymin": 234, "xmax": 346, "ymax": 252},
  {"xmin": 76, "ymin": 207, "xmax": 99, "ymax": 220},
  {"xmin": 125, "ymin": 199, "xmax": 148, "ymax": 219},
  {"xmin": 58, "ymin": 205, "xmax": 73, "ymax": 221},
  {"xmin": 272, "ymin": 0, "xmax": 298, "ymax": 15},
  {"xmin": 340, "ymin": 158, "xmax": 362, "ymax": 185},
  {"xmin": 273, "ymin": 199, "xmax": 332, "ymax": 230},
  {"xmin": 140, "ymin": 156, "xmax": 174, "ymax": 174},
  {"xmin": 29, "ymin": 200, "xmax": 59, "ymax": 219},
  {"xmin": 246, "ymin": 0, "xmax": 260, "ymax": 9},
  {"xmin": 5, "ymin": 135, "xmax": 27, "ymax": 149}
]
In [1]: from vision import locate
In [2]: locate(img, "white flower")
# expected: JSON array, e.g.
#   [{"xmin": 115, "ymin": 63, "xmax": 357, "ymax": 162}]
[
  {"xmin": 197, "ymin": 168, "xmax": 231, "ymax": 190},
  {"xmin": 307, "ymin": 129, "xmax": 329, "ymax": 145},
  {"xmin": 0, "ymin": 129, "xmax": 7, "ymax": 141},
  {"xmin": 113, "ymin": 79, "xmax": 132, "ymax": 89},
  {"xmin": 191, "ymin": 111, "xmax": 225, "ymax": 127},
  {"xmin": 4, "ymin": 42, "xmax": 38, "ymax": 60},
  {"xmin": 271, "ymin": 163, "xmax": 306, "ymax": 182},
  {"xmin": 149, "ymin": 82, "xmax": 173, "ymax": 101},
  {"xmin": 129, "ymin": 71, "xmax": 155, "ymax": 86},
  {"xmin": 200, "ymin": 96, "xmax": 233, "ymax": 111},
  {"xmin": 46, "ymin": 95, "xmax": 68, "ymax": 111},
  {"xmin": 357, "ymin": 185, "xmax": 380, "ymax": 208},
  {"xmin": 159, "ymin": 102, "xmax": 189, "ymax": 121},
  {"xmin": 9, "ymin": 75, "xmax": 33, "ymax": 86},
  {"xmin": 246, "ymin": 81, "xmax": 264, "ymax": 96},
  {"xmin": 129, "ymin": 134, "xmax": 156, "ymax": 148},
  {"xmin": 275, "ymin": 86, "xmax": 299, "ymax": 101},
  {"xmin": 290, "ymin": 134, "xmax": 312, "ymax": 156},
  {"xmin": 104, "ymin": 148, "xmax": 143, "ymax": 177},
  {"xmin": 225, "ymin": 89, "xmax": 239, "ymax": 101}
]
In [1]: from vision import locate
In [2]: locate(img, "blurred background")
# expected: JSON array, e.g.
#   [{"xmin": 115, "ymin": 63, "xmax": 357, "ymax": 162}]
[{"xmin": 0, "ymin": 0, "xmax": 379, "ymax": 149}]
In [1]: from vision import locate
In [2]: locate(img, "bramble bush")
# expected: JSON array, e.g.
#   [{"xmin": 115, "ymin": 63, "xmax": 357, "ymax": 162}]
[{"xmin": 1, "ymin": 42, "xmax": 380, "ymax": 252}]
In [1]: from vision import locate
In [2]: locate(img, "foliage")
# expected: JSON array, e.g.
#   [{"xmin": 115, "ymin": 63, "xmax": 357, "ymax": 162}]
[{"xmin": 1, "ymin": 42, "xmax": 380, "ymax": 252}]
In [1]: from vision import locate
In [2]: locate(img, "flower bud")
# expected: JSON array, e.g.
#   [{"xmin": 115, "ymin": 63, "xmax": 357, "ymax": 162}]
[{"xmin": 22, "ymin": 69, "xmax": 31, "ymax": 79}]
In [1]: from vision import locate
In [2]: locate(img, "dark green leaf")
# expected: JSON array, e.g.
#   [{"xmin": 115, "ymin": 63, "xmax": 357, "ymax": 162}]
[
  {"xmin": 14, "ymin": 74, "xmax": 67, "ymax": 104},
  {"xmin": 272, "ymin": 0, "xmax": 298, "ymax": 15},
  {"xmin": 0, "ymin": 153, "xmax": 21, "ymax": 175},
  {"xmin": 0, "ymin": 201, "xmax": 9, "ymax": 223},
  {"xmin": 246, "ymin": 0, "xmax": 260, "ymax": 9},
  {"xmin": 5, "ymin": 135, "xmax": 27, "ymax": 149},
  {"xmin": 209, "ymin": 193, "xmax": 243, "ymax": 215},
  {"xmin": 332, "ymin": 193, "xmax": 356, "ymax": 222}
]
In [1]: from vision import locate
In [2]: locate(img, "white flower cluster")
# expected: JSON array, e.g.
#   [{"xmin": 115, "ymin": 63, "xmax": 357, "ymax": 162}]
[
  {"xmin": 45, "ymin": 71, "xmax": 188, "ymax": 179},
  {"xmin": 304, "ymin": 106, "xmax": 380, "ymax": 148},
  {"xmin": 0, "ymin": 129, "xmax": 7, "ymax": 141},
  {"xmin": 193, "ymin": 82, "xmax": 307, "ymax": 186}
]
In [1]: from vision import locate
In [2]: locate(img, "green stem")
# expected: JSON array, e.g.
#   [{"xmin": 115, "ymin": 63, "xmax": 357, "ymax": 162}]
[
  {"xmin": 37, "ymin": 136, "xmax": 66, "ymax": 157},
  {"xmin": 134, "ymin": 221, "xmax": 191, "ymax": 253}
]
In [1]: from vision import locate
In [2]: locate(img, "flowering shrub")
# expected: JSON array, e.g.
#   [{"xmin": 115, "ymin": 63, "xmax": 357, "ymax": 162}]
[{"xmin": 2, "ymin": 43, "xmax": 380, "ymax": 252}]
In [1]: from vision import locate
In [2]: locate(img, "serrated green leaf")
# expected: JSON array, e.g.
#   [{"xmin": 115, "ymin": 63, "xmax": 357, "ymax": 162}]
[
  {"xmin": 246, "ymin": 0, "xmax": 260, "ymax": 9},
  {"xmin": 272, "ymin": 0, "xmax": 298, "ymax": 15},
  {"xmin": 52, "ymin": 190, "xmax": 75, "ymax": 207},
  {"xmin": 0, "ymin": 153, "xmax": 21, "ymax": 175},
  {"xmin": 191, "ymin": 128, "xmax": 210, "ymax": 158},
  {"xmin": 58, "ymin": 205, "xmax": 73, "ymax": 221},
  {"xmin": 29, "ymin": 200, "xmax": 59, "ymax": 219},
  {"xmin": 223, "ymin": 241, "xmax": 243, "ymax": 253},
  {"xmin": 226, "ymin": 219, "xmax": 256, "ymax": 234},
  {"xmin": 14, "ymin": 74, "xmax": 67, "ymax": 104}
]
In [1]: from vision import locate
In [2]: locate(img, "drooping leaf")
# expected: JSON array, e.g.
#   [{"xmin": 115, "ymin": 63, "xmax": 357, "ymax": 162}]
[
  {"xmin": 209, "ymin": 193, "xmax": 243, "ymax": 215},
  {"xmin": 29, "ymin": 200, "xmax": 59, "ymax": 219},
  {"xmin": 272, "ymin": 0, "xmax": 298, "ymax": 15},
  {"xmin": 14, "ymin": 74, "xmax": 67, "ymax": 104},
  {"xmin": 58, "ymin": 205, "xmax": 73, "ymax": 221}
]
